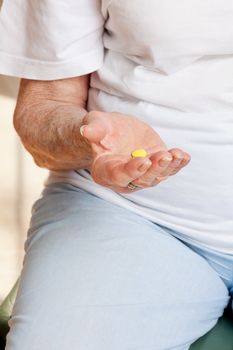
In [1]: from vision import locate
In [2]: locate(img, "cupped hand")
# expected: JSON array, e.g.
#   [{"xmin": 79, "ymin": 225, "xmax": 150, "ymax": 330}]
[{"xmin": 80, "ymin": 111, "xmax": 190, "ymax": 193}]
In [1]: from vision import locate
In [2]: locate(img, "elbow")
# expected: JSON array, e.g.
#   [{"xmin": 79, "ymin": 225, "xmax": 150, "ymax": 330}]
[
  {"xmin": 13, "ymin": 107, "xmax": 21, "ymax": 135},
  {"xmin": 13, "ymin": 104, "xmax": 35, "ymax": 159},
  {"xmin": 13, "ymin": 101, "xmax": 27, "ymax": 139}
]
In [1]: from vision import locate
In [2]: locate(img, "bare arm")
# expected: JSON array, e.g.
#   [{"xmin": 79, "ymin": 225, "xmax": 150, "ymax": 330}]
[
  {"xmin": 14, "ymin": 76, "xmax": 190, "ymax": 192},
  {"xmin": 14, "ymin": 76, "xmax": 93, "ymax": 170}
]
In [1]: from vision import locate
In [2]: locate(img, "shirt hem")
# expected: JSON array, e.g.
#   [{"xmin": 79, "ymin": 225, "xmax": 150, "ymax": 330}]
[{"xmin": 0, "ymin": 48, "xmax": 103, "ymax": 80}]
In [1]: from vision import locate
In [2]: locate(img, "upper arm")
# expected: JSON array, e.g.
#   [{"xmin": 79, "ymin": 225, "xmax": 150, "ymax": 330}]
[{"xmin": 0, "ymin": 0, "xmax": 104, "ymax": 80}]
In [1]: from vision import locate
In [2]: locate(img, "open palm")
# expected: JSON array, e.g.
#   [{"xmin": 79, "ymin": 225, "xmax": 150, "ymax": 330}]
[{"xmin": 81, "ymin": 111, "xmax": 191, "ymax": 193}]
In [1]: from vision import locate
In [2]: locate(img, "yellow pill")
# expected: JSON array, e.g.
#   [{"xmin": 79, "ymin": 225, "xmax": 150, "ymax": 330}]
[{"xmin": 131, "ymin": 149, "xmax": 148, "ymax": 158}]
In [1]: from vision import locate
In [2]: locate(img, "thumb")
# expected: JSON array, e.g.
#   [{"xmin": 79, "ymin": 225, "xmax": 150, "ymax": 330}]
[{"xmin": 80, "ymin": 121, "xmax": 109, "ymax": 145}]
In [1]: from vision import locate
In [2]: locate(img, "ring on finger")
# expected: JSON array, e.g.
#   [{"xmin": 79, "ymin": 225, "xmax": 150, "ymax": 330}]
[{"xmin": 127, "ymin": 182, "xmax": 142, "ymax": 190}]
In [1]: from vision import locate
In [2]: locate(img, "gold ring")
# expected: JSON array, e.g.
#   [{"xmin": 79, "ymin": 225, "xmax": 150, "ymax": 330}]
[{"xmin": 127, "ymin": 182, "xmax": 141, "ymax": 190}]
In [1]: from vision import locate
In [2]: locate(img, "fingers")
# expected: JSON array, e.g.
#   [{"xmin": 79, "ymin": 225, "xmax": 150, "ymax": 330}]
[
  {"xmin": 121, "ymin": 148, "xmax": 191, "ymax": 190},
  {"xmin": 160, "ymin": 148, "xmax": 191, "ymax": 177},
  {"xmin": 119, "ymin": 157, "xmax": 152, "ymax": 186},
  {"xmin": 169, "ymin": 154, "xmax": 191, "ymax": 175},
  {"xmin": 92, "ymin": 155, "xmax": 152, "ymax": 188},
  {"xmin": 130, "ymin": 151, "xmax": 173, "ymax": 187},
  {"xmin": 92, "ymin": 148, "xmax": 191, "ymax": 192}
]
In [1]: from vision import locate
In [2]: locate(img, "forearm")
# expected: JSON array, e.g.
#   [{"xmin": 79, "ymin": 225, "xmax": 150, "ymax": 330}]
[{"xmin": 14, "ymin": 76, "xmax": 93, "ymax": 170}]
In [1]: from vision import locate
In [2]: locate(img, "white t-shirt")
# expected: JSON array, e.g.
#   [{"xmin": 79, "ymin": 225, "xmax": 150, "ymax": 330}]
[{"xmin": 1, "ymin": 0, "xmax": 233, "ymax": 253}]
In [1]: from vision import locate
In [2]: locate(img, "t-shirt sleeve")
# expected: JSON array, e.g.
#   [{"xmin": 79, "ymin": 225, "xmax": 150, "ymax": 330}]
[{"xmin": 0, "ymin": 0, "xmax": 104, "ymax": 80}]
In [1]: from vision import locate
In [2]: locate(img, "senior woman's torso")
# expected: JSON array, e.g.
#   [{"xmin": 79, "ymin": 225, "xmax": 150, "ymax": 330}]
[{"xmin": 48, "ymin": 0, "xmax": 233, "ymax": 253}]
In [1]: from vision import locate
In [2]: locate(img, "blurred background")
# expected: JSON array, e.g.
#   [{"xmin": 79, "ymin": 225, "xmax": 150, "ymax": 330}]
[{"xmin": 0, "ymin": 76, "xmax": 47, "ymax": 301}]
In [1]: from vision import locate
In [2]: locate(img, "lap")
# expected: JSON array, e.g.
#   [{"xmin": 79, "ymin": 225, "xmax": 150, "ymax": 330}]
[{"xmin": 6, "ymin": 183, "xmax": 230, "ymax": 350}]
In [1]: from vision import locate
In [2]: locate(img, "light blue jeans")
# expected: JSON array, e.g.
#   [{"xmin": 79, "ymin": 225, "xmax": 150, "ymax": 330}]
[{"xmin": 6, "ymin": 183, "xmax": 233, "ymax": 350}]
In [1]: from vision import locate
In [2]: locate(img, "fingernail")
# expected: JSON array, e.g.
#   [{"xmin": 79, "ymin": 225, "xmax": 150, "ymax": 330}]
[
  {"xmin": 174, "ymin": 153, "xmax": 183, "ymax": 160},
  {"xmin": 159, "ymin": 156, "xmax": 172, "ymax": 167},
  {"xmin": 138, "ymin": 161, "xmax": 151, "ymax": 172},
  {"xmin": 80, "ymin": 125, "xmax": 86, "ymax": 136}
]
